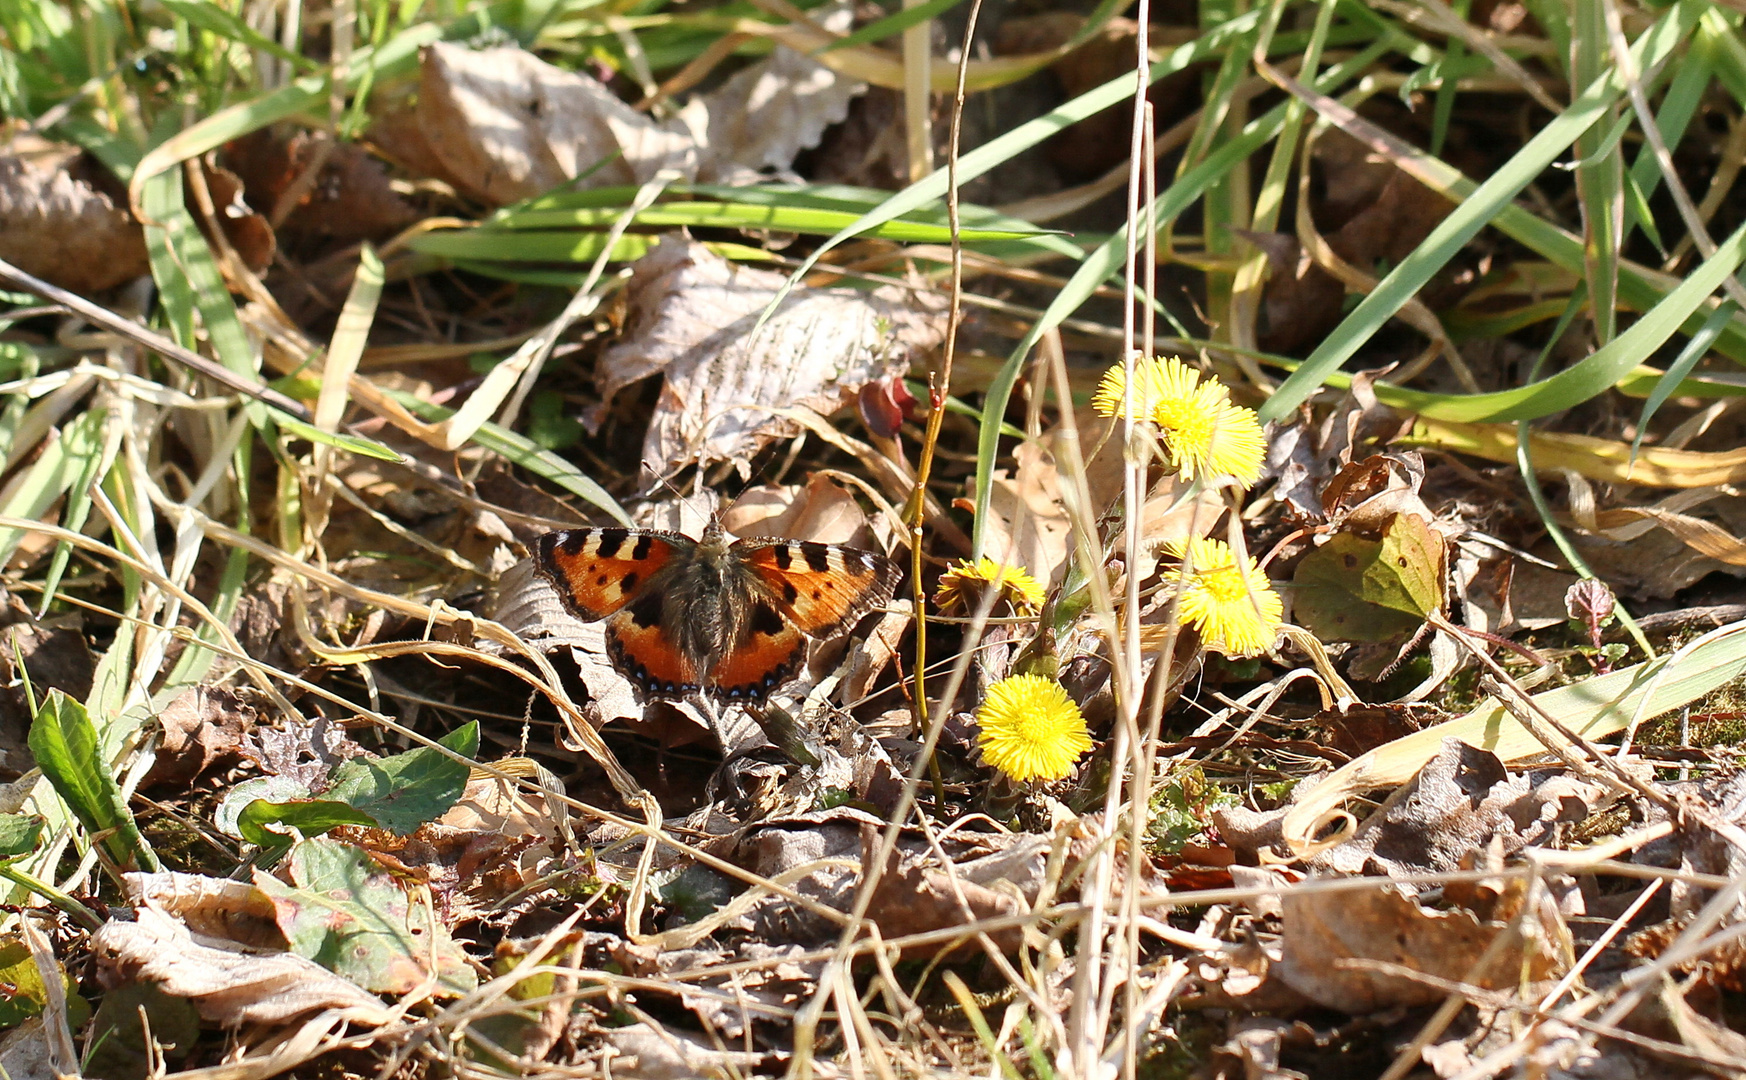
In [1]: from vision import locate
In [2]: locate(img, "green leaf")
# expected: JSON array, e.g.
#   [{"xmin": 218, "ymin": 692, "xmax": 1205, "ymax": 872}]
[
  {"xmin": 1291, "ymin": 515, "xmax": 1445, "ymax": 644},
  {"xmin": 254, "ymin": 838, "xmax": 476, "ymax": 996},
  {"xmin": 27, "ymin": 689, "xmax": 156, "ymax": 873},
  {"xmin": 0, "ymin": 814, "xmax": 43, "ymax": 859},
  {"xmin": 236, "ymin": 799, "xmax": 379, "ymax": 850},
  {"xmin": 236, "ymin": 723, "xmax": 478, "ymax": 844},
  {"xmin": 0, "ymin": 934, "xmax": 89, "ymax": 1028},
  {"xmin": 321, "ymin": 722, "xmax": 478, "ymax": 834}
]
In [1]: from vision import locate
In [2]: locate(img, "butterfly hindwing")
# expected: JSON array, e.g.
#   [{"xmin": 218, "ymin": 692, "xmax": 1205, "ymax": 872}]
[
  {"xmin": 709, "ymin": 599, "xmax": 807, "ymax": 701},
  {"xmin": 604, "ymin": 590, "xmax": 702, "ymax": 697},
  {"xmin": 738, "ymin": 539, "xmax": 897, "ymax": 639},
  {"xmin": 536, "ymin": 528, "xmax": 684, "ymax": 620}
]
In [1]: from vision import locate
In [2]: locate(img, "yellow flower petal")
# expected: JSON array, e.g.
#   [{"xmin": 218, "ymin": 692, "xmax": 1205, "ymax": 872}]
[
  {"xmin": 1091, "ymin": 356, "xmax": 1207, "ymax": 420},
  {"xmin": 934, "ymin": 558, "xmax": 1046, "ymax": 616},
  {"xmin": 1163, "ymin": 537, "xmax": 1283, "ymax": 657},
  {"xmin": 975, "ymin": 674, "xmax": 1093, "ymax": 783},
  {"xmin": 1153, "ymin": 393, "xmax": 1266, "ymax": 488}
]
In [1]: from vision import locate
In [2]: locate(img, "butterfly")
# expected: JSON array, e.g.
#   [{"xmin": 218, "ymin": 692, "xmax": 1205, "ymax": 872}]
[{"xmin": 535, "ymin": 518, "xmax": 899, "ymax": 702}]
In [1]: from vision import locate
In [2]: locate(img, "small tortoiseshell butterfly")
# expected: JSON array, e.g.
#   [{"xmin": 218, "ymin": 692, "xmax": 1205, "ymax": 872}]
[{"xmin": 535, "ymin": 518, "xmax": 898, "ymax": 702}]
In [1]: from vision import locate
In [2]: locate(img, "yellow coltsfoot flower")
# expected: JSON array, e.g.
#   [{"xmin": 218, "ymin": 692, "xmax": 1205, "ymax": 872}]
[
  {"xmin": 934, "ymin": 558, "xmax": 1046, "ymax": 616},
  {"xmin": 1092, "ymin": 356, "xmax": 1267, "ymax": 489},
  {"xmin": 1154, "ymin": 395, "xmax": 1267, "ymax": 487},
  {"xmin": 1091, "ymin": 355, "xmax": 1205, "ymax": 421},
  {"xmin": 975, "ymin": 673, "xmax": 1093, "ymax": 783},
  {"xmin": 1163, "ymin": 536, "xmax": 1283, "ymax": 657}
]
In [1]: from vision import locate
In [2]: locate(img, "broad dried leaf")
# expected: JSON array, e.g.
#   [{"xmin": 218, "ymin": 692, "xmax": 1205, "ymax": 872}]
[
  {"xmin": 595, "ymin": 238, "xmax": 946, "ymax": 478},
  {"xmin": 91, "ymin": 904, "xmax": 391, "ymax": 1027},
  {"xmin": 253, "ymin": 838, "xmax": 477, "ymax": 996},
  {"xmin": 0, "ymin": 138, "xmax": 148, "ymax": 292},
  {"xmin": 224, "ymin": 131, "xmax": 418, "ymax": 254},
  {"xmin": 1273, "ymin": 875, "xmax": 1569, "ymax": 1012},
  {"xmin": 143, "ymin": 685, "xmax": 256, "ymax": 787},
  {"xmin": 121, "ymin": 871, "xmax": 286, "ymax": 949},
  {"xmin": 412, "ymin": 10, "xmax": 861, "ymax": 206}
]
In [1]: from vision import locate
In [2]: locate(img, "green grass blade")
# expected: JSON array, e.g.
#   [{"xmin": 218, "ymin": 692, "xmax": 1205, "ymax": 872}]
[
  {"xmin": 128, "ymin": 3, "xmax": 515, "ymax": 200},
  {"xmin": 764, "ymin": 8, "xmax": 1275, "ymax": 316},
  {"xmin": 1258, "ymin": 2, "xmax": 1698, "ymax": 422},
  {"xmin": 387, "ymin": 391, "xmax": 631, "ymax": 525},
  {"xmin": 1572, "ymin": 0, "xmax": 1623, "ymax": 342},
  {"xmin": 159, "ymin": 0, "xmax": 316, "ymax": 72},
  {"xmin": 1415, "ymin": 215, "xmax": 1746, "ymax": 422},
  {"xmin": 972, "ymin": 38, "xmax": 1393, "ymax": 552},
  {"xmin": 0, "ymin": 407, "xmax": 104, "ymax": 568},
  {"xmin": 1631, "ymin": 299, "xmax": 1738, "ymax": 463}
]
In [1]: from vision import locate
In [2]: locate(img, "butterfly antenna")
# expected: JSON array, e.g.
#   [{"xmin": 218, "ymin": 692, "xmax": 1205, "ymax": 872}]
[{"xmin": 648, "ymin": 470, "xmax": 692, "ymax": 502}]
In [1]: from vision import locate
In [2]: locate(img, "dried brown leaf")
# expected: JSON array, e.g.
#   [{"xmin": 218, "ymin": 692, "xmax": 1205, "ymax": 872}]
[
  {"xmin": 411, "ymin": 17, "xmax": 861, "ymax": 206},
  {"xmin": 0, "ymin": 138, "xmax": 147, "ymax": 293},
  {"xmin": 91, "ymin": 904, "xmax": 391, "ymax": 1027},
  {"xmin": 595, "ymin": 238, "xmax": 946, "ymax": 478}
]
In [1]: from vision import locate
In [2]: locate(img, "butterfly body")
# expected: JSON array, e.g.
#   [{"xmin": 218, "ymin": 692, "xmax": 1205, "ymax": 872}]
[{"xmin": 536, "ymin": 518, "xmax": 897, "ymax": 702}]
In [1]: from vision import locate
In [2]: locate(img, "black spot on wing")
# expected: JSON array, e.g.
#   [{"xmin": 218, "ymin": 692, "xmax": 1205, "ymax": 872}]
[
  {"xmin": 620, "ymin": 571, "xmax": 639, "ymax": 594},
  {"xmin": 631, "ymin": 534, "xmax": 654, "ymax": 561},
  {"xmin": 803, "ymin": 544, "xmax": 831, "ymax": 573},
  {"xmin": 781, "ymin": 580, "xmax": 798, "ymax": 604},
  {"xmin": 626, "ymin": 591, "xmax": 663, "ymax": 629},
  {"xmin": 772, "ymin": 545, "xmax": 793, "ymax": 570},
  {"xmin": 748, "ymin": 602, "xmax": 784, "ymax": 637},
  {"xmin": 593, "ymin": 528, "xmax": 627, "ymax": 559}
]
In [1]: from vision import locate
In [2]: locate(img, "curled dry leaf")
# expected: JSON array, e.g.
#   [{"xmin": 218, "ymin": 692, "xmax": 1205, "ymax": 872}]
[
  {"xmin": 1272, "ymin": 873, "xmax": 1570, "ymax": 1013},
  {"xmin": 224, "ymin": 131, "xmax": 418, "ymax": 255},
  {"xmin": 91, "ymin": 904, "xmax": 391, "ymax": 1027},
  {"xmin": 143, "ymin": 685, "xmax": 257, "ymax": 788},
  {"xmin": 980, "ymin": 441, "xmax": 1073, "ymax": 591},
  {"xmin": 600, "ymin": 1022, "xmax": 783, "ymax": 1080},
  {"xmin": 594, "ymin": 238, "xmax": 946, "ymax": 479},
  {"xmin": 0, "ymin": 136, "xmax": 148, "ymax": 293},
  {"xmin": 411, "ymin": 9, "xmax": 861, "ymax": 206},
  {"xmin": 121, "ymin": 871, "xmax": 286, "ymax": 950}
]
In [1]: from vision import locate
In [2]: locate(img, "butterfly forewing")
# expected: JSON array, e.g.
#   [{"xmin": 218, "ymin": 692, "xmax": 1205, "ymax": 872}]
[
  {"xmin": 536, "ymin": 528, "xmax": 685, "ymax": 620},
  {"xmin": 738, "ymin": 539, "xmax": 897, "ymax": 639}
]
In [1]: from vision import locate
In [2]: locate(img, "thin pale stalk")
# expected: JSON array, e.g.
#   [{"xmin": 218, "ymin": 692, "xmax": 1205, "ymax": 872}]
[{"xmin": 1069, "ymin": 0, "xmax": 1152, "ymax": 1067}]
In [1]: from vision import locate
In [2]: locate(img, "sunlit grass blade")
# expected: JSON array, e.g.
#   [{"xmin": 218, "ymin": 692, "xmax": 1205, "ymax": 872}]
[
  {"xmin": 1631, "ymin": 299, "xmax": 1737, "ymax": 464},
  {"xmin": 126, "ymin": 3, "xmax": 515, "ymax": 207},
  {"xmin": 387, "ymin": 391, "xmax": 631, "ymax": 526},
  {"xmin": 764, "ymin": 7, "xmax": 1276, "ymax": 317},
  {"xmin": 972, "ymin": 38, "xmax": 1393, "ymax": 552},
  {"xmin": 1258, "ymin": 2, "xmax": 1699, "ymax": 422}
]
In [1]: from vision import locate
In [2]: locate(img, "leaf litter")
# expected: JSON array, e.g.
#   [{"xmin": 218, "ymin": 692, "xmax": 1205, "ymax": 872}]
[{"xmin": 10, "ymin": 4, "xmax": 1746, "ymax": 1080}]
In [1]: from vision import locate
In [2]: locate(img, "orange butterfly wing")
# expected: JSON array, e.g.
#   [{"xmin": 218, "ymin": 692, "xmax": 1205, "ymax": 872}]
[
  {"xmin": 738, "ymin": 540, "xmax": 897, "ymax": 638},
  {"xmin": 535, "ymin": 528, "xmax": 682, "ymax": 620},
  {"xmin": 605, "ymin": 592, "xmax": 704, "ymax": 697},
  {"xmin": 707, "ymin": 600, "xmax": 807, "ymax": 701}
]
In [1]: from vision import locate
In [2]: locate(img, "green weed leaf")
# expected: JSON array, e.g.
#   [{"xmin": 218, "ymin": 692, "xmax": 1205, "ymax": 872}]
[
  {"xmin": 254, "ymin": 838, "xmax": 476, "ymax": 996},
  {"xmin": 28, "ymin": 689, "xmax": 155, "ymax": 872}
]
